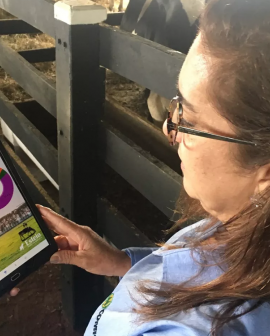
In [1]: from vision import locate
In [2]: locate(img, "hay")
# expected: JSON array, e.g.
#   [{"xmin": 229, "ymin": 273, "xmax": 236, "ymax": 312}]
[
  {"xmin": 0, "ymin": 33, "xmax": 55, "ymax": 101},
  {"xmin": 0, "ymin": 9, "xmax": 56, "ymax": 101},
  {"xmin": 0, "ymin": 0, "xmax": 125, "ymax": 101}
]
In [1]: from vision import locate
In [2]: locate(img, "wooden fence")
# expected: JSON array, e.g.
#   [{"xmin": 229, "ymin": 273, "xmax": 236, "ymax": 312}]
[{"xmin": 0, "ymin": 0, "xmax": 184, "ymax": 331}]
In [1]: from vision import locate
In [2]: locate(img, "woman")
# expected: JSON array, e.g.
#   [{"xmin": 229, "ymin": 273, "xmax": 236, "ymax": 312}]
[{"xmin": 12, "ymin": 0, "xmax": 270, "ymax": 334}]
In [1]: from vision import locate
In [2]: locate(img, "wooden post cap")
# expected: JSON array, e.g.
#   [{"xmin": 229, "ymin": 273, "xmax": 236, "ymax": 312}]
[{"xmin": 54, "ymin": 0, "xmax": 107, "ymax": 25}]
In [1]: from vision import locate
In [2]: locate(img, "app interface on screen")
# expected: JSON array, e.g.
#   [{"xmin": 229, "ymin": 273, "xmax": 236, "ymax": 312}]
[{"xmin": 0, "ymin": 157, "xmax": 49, "ymax": 281}]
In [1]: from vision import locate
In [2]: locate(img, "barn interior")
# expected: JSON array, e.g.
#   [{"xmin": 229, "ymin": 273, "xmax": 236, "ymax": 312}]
[{"xmin": 0, "ymin": 1, "xmax": 200, "ymax": 334}]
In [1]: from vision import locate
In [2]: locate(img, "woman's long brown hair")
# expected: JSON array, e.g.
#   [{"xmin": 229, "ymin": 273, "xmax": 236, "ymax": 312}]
[{"xmin": 131, "ymin": 1, "xmax": 270, "ymax": 335}]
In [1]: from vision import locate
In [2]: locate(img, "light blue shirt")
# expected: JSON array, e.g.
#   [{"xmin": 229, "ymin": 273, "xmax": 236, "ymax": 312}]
[{"xmin": 85, "ymin": 220, "xmax": 270, "ymax": 336}]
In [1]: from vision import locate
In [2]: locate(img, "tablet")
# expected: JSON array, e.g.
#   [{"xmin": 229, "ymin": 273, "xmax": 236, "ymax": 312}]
[{"xmin": 0, "ymin": 140, "xmax": 57, "ymax": 297}]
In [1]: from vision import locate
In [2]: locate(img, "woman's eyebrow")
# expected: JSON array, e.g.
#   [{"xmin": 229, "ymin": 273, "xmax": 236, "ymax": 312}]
[{"xmin": 177, "ymin": 88, "xmax": 198, "ymax": 113}]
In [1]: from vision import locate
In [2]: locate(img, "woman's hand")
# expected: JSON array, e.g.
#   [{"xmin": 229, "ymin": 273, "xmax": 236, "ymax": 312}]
[
  {"xmin": 9, "ymin": 205, "xmax": 131, "ymax": 296},
  {"xmin": 10, "ymin": 288, "xmax": 20, "ymax": 296},
  {"xmin": 37, "ymin": 205, "xmax": 131, "ymax": 277}
]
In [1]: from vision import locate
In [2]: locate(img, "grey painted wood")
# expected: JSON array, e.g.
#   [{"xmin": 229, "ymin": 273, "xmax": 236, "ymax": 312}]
[
  {"xmin": 101, "ymin": 125, "xmax": 183, "ymax": 218},
  {"xmin": 0, "ymin": 91, "xmax": 58, "ymax": 182},
  {"xmin": 0, "ymin": 38, "xmax": 56, "ymax": 117},
  {"xmin": 19, "ymin": 48, "xmax": 55, "ymax": 63},
  {"xmin": 1, "ymin": 137, "xmax": 57, "ymax": 210},
  {"xmin": 12, "ymin": 161, "xmax": 52, "ymax": 208},
  {"xmin": 100, "ymin": 25, "xmax": 186, "ymax": 99},
  {"xmin": 98, "ymin": 198, "xmax": 154, "ymax": 249},
  {"xmin": 13, "ymin": 100, "xmax": 57, "ymax": 148},
  {"xmin": 104, "ymin": 97, "xmax": 181, "ymax": 174},
  {"xmin": 0, "ymin": 18, "xmax": 40, "ymax": 35},
  {"xmin": 104, "ymin": 12, "xmax": 124, "ymax": 26},
  {"xmin": 55, "ymin": 21, "xmax": 105, "ymax": 331},
  {"xmin": 0, "ymin": 0, "xmax": 55, "ymax": 37}
]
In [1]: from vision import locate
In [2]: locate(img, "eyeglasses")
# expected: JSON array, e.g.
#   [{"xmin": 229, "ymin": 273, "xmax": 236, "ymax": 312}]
[{"xmin": 167, "ymin": 95, "xmax": 257, "ymax": 147}]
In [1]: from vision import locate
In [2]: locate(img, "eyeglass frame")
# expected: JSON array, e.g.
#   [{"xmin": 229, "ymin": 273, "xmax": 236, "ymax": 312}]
[{"xmin": 167, "ymin": 95, "xmax": 257, "ymax": 147}]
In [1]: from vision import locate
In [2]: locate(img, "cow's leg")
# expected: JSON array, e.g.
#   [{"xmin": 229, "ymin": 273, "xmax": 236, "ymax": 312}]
[
  {"xmin": 147, "ymin": 91, "xmax": 169, "ymax": 128},
  {"xmin": 118, "ymin": 0, "xmax": 123, "ymax": 11},
  {"xmin": 109, "ymin": 0, "xmax": 114, "ymax": 11},
  {"xmin": 118, "ymin": 0, "xmax": 129, "ymax": 11}
]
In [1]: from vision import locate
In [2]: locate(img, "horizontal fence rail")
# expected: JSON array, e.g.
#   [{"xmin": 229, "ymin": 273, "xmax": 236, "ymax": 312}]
[
  {"xmin": 104, "ymin": 97, "xmax": 180, "ymax": 174},
  {"xmin": 100, "ymin": 25, "xmax": 186, "ymax": 100},
  {"xmin": 0, "ymin": 38, "xmax": 56, "ymax": 117},
  {"xmin": 0, "ymin": 19, "xmax": 41, "ymax": 35},
  {"xmin": 19, "ymin": 47, "xmax": 55, "ymax": 63},
  {"xmin": 13, "ymin": 100, "xmax": 57, "ymax": 148},
  {"xmin": 1, "ymin": 136, "xmax": 59, "ymax": 211},
  {"xmin": 101, "ymin": 125, "xmax": 182, "ymax": 218},
  {"xmin": 0, "ymin": 92, "xmax": 58, "ymax": 182},
  {"xmin": 0, "ymin": 0, "xmax": 55, "ymax": 37},
  {"xmin": 104, "ymin": 12, "xmax": 124, "ymax": 26},
  {"xmin": 98, "ymin": 198, "xmax": 154, "ymax": 249}
]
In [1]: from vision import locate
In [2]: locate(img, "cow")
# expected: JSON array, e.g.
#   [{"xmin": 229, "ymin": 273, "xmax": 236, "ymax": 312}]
[
  {"xmin": 120, "ymin": 0, "xmax": 206, "ymax": 126},
  {"xmin": 19, "ymin": 226, "xmax": 36, "ymax": 242}
]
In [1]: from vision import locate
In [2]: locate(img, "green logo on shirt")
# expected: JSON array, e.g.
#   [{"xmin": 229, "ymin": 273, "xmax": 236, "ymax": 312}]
[
  {"xmin": 102, "ymin": 293, "xmax": 114, "ymax": 309},
  {"xmin": 93, "ymin": 294, "xmax": 114, "ymax": 335}
]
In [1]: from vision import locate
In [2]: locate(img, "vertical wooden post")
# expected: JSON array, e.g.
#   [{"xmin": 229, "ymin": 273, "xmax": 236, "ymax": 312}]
[{"xmin": 54, "ymin": 1, "xmax": 107, "ymax": 331}]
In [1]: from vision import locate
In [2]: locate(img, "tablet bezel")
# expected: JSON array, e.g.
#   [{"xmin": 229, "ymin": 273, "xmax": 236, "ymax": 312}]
[{"xmin": 0, "ymin": 140, "xmax": 58, "ymax": 297}]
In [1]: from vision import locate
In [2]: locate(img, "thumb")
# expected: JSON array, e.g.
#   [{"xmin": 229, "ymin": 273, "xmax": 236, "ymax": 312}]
[{"xmin": 50, "ymin": 250, "xmax": 81, "ymax": 267}]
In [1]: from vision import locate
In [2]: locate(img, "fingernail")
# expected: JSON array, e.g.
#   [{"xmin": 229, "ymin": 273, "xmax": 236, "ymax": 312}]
[{"xmin": 50, "ymin": 255, "xmax": 60, "ymax": 264}]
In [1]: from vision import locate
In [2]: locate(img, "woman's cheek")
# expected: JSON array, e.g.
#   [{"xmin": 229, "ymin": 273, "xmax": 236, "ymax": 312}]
[
  {"xmin": 182, "ymin": 134, "xmax": 199, "ymax": 148},
  {"xmin": 180, "ymin": 139, "xmax": 210, "ymax": 198},
  {"xmin": 182, "ymin": 164, "xmax": 199, "ymax": 199}
]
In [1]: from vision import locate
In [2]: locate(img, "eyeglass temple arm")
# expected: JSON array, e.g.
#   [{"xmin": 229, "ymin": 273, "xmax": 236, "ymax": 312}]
[{"xmin": 178, "ymin": 126, "xmax": 257, "ymax": 146}]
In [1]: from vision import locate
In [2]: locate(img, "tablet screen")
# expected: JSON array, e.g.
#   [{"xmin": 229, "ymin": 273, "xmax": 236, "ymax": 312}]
[{"xmin": 0, "ymin": 158, "xmax": 49, "ymax": 281}]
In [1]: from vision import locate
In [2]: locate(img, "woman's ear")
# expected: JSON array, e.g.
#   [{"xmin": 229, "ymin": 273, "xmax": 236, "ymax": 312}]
[{"xmin": 255, "ymin": 163, "xmax": 270, "ymax": 195}]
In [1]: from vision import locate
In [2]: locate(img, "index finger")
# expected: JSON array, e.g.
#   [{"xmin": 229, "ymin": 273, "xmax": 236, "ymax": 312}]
[{"xmin": 37, "ymin": 205, "xmax": 80, "ymax": 238}]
